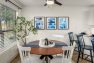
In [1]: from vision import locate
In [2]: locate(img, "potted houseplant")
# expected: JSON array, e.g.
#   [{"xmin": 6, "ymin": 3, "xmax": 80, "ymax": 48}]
[{"xmin": 14, "ymin": 17, "xmax": 37, "ymax": 45}]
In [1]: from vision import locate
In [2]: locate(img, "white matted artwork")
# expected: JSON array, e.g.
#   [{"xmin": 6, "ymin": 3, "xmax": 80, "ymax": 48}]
[
  {"xmin": 46, "ymin": 17, "xmax": 57, "ymax": 30},
  {"xmin": 34, "ymin": 17, "xmax": 45, "ymax": 30},
  {"xmin": 57, "ymin": 17, "xmax": 69, "ymax": 30}
]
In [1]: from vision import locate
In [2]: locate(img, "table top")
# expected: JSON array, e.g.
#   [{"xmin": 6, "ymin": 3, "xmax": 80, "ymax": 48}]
[
  {"xmin": 25, "ymin": 40, "xmax": 67, "ymax": 55},
  {"xmin": 26, "ymin": 40, "xmax": 67, "ymax": 47},
  {"xmin": 31, "ymin": 47, "xmax": 63, "ymax": 55}
]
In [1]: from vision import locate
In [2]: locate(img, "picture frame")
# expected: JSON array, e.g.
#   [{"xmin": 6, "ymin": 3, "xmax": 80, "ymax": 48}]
[
  {"xmin": 57, "ymin": 17, "xmax": 69, "ymax": 30},
  {"xmin": 46, "ymin": 17, "xmax": 57, "ymax": 30},
  {"xmin": 34, "ymin": 17, "xmax": 45, "ymax": 30}
]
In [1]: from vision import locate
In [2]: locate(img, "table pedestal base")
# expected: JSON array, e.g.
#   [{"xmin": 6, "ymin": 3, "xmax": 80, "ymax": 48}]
[
  {"xmin": 40, "ymin": 55, "xmax": 53, "ymax": 63},
  {"xmin": 40, "ymin": 55, "xmax": 53, "ymax": 59}
]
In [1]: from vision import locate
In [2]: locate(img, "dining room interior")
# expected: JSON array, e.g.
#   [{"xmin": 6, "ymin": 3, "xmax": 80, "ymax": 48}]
[{"xmin": 0, "ymin": 0, "xmax": 94, "ymax": 63}]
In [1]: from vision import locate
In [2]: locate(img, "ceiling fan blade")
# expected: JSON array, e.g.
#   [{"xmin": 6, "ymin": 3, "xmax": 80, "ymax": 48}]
[
  {"xmin": 44, "ymin": 3, "xmax": 47, "ymax": 6},
  {"xmin": 54, "ymin": 0, "xmax": 62, "ymax": 6}
]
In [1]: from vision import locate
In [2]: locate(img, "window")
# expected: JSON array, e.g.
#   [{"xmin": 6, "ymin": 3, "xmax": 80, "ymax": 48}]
[{"xmin": 0, "ymin": 4, "xmax": 16, "ymax": 49}]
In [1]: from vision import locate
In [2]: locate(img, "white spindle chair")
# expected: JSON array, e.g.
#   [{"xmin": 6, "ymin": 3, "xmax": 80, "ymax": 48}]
[
  {"xmin": 62, "ymin": 46, "xmax": 74, "ymax": 63},
  {"xmin": 51, "ymin": 42, "xmax": 76, "ymax": 63},
  {"xmin": 51, "ymin": 34, "xmax": 67, "ymax": 56},
  {"xmin": 17, "ymin": 42, "xmax": 43, "ymax": 63},
  {"xmin": 18, "ymin": 46, "xmax": 31, "ymax": 63}
]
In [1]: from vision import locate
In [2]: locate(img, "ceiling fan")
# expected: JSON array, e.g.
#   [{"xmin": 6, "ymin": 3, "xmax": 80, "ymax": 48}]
[{"xmin": 44, "ymin": 0, "xmax": 62, "ymax": 6}]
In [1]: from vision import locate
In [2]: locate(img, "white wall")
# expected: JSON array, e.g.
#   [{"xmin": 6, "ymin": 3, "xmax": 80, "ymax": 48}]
[{"xmin": 22, "ymin": 6, "xmax": 89, "ymax": 43}]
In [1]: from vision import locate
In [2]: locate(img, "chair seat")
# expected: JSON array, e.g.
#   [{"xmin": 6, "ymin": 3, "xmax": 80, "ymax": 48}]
[
  {"xmin": 82, "ymin": 45, "xmax": 93, "ymax": 50},
  {"xmin": 23, "ymin": 57, "xmax": 30, "ymax": 63},
  {"xmin": 23, "ymin": 55, "xmax": 43, "ymax": 63},
  {"xmin": 50, "ymin": 56, "xmax": 73, "ymax": 63}
]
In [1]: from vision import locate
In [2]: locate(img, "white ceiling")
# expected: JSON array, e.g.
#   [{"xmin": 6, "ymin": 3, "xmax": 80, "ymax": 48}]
[{"xmin": 18, "ymin": 0, "xmax": 94, "ymax": 7}]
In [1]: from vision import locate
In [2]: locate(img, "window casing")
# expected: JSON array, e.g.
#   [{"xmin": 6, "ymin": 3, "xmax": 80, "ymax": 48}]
[{"xmin": 0, "ymin": 3, "xmax": 16, "ymax": 49}]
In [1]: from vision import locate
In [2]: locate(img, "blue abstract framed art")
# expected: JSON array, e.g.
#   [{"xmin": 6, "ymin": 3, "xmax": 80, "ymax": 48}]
[
  {"xmin": 57, "ymin": 17, "xmax": 69, "ymax": 30},
  {"xmin": 34, "ymin": 17, "xmax": 45, "ymax": 30},
  {"xmin": 46, "ymin": 17, "xmax": 57, "ymax": 30}
]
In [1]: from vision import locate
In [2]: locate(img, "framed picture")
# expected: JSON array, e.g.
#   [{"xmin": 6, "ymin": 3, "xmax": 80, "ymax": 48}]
[
  {"xmin": 34, "ymin": 17, "xmax": 45, "ymax": 30},
  {"xmin": 57, "ymin": 17, "xmax": 69, "ymax": 30},
  {"xmin": 46, "ymin": 17, "xmax": 57, "ymax": 30}
]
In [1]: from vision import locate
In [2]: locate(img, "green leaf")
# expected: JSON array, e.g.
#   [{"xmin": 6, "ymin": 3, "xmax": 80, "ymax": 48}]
[{"xmin": 13, "ymin": 16, "xmax": 38, "ymax": 43}]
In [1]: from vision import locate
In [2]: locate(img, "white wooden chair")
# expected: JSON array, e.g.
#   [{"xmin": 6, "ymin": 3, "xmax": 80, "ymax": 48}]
[
  {"xmin": 51, "ymin": 34, "xmax": 68, "ymax": 56},
  {"xmin": 18, "ymin": 46, "xmax": 31, "ymax": 63},
  {"xmin": 17, "ymin": 42, "xmax": 43, "ymax": 63},
  {"xmin": 51, "ymin": 42, "xmax": 76, "ymax": 63}
]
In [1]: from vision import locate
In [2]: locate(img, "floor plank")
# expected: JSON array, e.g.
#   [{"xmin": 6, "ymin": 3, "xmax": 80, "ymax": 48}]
[{"xmin": 11, "ymin": 51, "xmax": 92, "ymax": 63}]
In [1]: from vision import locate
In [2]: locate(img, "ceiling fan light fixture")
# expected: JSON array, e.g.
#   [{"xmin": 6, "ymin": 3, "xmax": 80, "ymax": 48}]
[{"xmin": 46, "ymin": 0, "xmax": 54, "ymax": 5}]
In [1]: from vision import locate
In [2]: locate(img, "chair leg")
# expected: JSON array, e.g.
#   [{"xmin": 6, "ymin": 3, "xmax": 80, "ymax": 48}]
[
  {"xmin": 82, "ymin": 49, "xmax": 84, "ymax": 59},
  {"xmin": 90, "ymin": 50, "xmax": 93, "ymax": 63},
  {"xmin": 77, "ymin": 51, "xmax": 80, "ymax": 63}
]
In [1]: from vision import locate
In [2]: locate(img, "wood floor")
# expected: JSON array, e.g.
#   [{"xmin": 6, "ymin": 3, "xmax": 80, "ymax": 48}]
[
  {"xmin": 72, "ymin": 52, "xmax": 91, "ymax": 63},
  {"xmin": 11, "ymin": 51, "xmax": 91, "ymax": 63}
]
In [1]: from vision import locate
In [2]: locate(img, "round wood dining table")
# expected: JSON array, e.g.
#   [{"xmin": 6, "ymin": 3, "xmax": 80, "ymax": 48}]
[
  {"xmin": 26, "ymin": 40, "xmax": 67, "ymax": 63},
  {"xmin": 31, "ymin": 47, "xmax": 63, "ymax": 55}
]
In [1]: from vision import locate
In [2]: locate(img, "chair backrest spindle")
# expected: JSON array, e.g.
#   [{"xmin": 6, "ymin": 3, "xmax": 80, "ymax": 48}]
[
  {"xmin": 17, "ymin": 42, "xmax": 31, "ymax": 63},
  {"xmin": 68, "ymin": 32, "xmax": 74, "ymax": 46},
  {"xmin": 62, "ymin": 42, "xmax": 76, "ymax": 63}
]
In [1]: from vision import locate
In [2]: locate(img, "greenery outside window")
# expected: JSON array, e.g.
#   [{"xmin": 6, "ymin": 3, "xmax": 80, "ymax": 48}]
[{"xmin": 0, "ymin": 3, "xmax": 16, "ymax": 48}]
